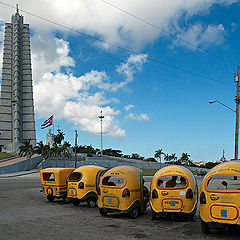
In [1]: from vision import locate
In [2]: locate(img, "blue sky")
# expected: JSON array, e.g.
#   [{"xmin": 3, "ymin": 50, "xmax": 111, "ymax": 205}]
[{"xmin": 0, "ymin": 0, "xmax": 240, "ymax": 161}]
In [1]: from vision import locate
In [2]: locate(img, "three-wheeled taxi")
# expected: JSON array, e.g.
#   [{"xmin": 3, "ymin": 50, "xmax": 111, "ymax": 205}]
[
  {"xmin": 150, "ymin": 165, "xmax": 198, "ymax": 220},
  {"xmin": 200, "ymin": 161, "xmax": 240, "ymax": 234},
  {"xmin": 98, "ymin": 165, "xmax": 149, "ymax": 219},
  {"xmin": 67, "ymin": 165, "xmax": 106, "ymax": 207},
  {"xmin": 40, "ymin": 168, "xmax": 74, "ymax": 202}
]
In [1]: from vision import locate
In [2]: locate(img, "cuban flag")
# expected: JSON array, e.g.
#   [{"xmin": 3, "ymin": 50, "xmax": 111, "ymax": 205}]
[{"xmin": 41, "ymin": 115, "xmax": 53, "ymax": 129}]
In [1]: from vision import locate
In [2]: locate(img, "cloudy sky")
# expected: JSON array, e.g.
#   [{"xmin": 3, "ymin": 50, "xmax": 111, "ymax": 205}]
[{"xmin": 0, "ymin": 0, "xmax": 240, "ymax": 161}]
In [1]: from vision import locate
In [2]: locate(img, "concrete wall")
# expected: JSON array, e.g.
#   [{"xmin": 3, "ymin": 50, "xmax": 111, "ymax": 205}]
[
  {"xmin": 41, "ymin": 156, "xmax": 208, "ymax": 172},
  {"xmin": 0, "ymin": 155, "xmax": 42, "ymax": 174}
]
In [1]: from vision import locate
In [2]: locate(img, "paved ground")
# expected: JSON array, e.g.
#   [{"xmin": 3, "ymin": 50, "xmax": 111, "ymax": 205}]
[{"xmin": 0, "ymin": 173, "xmax": 239, "ymax": 240}]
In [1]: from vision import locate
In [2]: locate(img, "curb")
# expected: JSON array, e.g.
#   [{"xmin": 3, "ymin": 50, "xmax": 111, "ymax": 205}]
[{"xmin": 0, "ymin": 169, "xmax": 39, "ymax": 178}]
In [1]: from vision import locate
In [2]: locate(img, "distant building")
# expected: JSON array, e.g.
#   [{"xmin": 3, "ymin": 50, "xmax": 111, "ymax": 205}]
[{"xmin": 0, "ymin": 6, "xmax": 36, "ymax": 152}]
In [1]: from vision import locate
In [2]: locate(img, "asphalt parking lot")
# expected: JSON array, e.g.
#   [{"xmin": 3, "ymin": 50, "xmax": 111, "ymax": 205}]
[{"xmin": 0, "ymin": 173, "xmax": 239, "ymax": 240}]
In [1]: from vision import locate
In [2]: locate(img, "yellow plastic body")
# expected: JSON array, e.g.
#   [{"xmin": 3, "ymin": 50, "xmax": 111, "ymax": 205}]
[
  {"xmin": 40, "ymin": 168, "xmax": 74, "ymax": 198},
  {"xmin": 98, "ymin": 165, "xmax": 146, "ymax": 212},
  {"xmin": 200, "ymin": 161, "xmax": 240, "ymax": 225},
  {"xmin": 150, "ymin": 165, "xmax": 198, "ymax": 214},
  {"xmin": 67, "ymin": 165, "xmax": 106, "ymax": 201}
]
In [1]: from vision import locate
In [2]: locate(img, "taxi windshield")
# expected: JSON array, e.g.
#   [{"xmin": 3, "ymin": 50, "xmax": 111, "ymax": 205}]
[
  {"xmin": 102, "ymin": 176, "xmax": 125, "ymax": 187},
  {"xmin": 157, "ymin": 175, "xmax": 187, "ymax": 189},
  {"xmin": 43, "ymin": 172, "xmax": 55, "ymax": 181},
  {"xmin": 207, "ymin": 175, "xmax": 240, "ymax": 190},
  {"xmin": 68, "ymin": 172, "xmax": 82, "ymax": 182}
]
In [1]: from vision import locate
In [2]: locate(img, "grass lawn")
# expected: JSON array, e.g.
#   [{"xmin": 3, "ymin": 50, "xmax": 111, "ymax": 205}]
[
  {"xmin": 0, "ymin": 152, "xmax": 15, "ymax": 160},
  {"xmin": 142, "ymin": 168, "xmax": 158, "ymax": 176}
]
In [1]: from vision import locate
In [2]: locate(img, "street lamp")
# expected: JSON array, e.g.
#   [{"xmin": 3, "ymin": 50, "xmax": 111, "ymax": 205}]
[
  {"xmin": 98, "ymin": 111, "xmax": 104, "ymax": 156},
  {"xmin": 209, "ymin": 66, "xmax": 240, "ymax": 161}
]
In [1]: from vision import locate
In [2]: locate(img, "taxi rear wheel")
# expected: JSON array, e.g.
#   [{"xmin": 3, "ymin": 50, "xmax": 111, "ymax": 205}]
[
  {"xmin": 99, "ymin": 208, "xmax": 107, "ymax": 216},
  {"xmin": 129, "ymin": 207, "xmax": 140, "ymax": 219},
  {"xmin": 87, "ymin": 197, "xmax": 96, "ymax": 208},
  {"xmin": 201, "ymin": 220, "xmax": 210, "ymax": 234}
]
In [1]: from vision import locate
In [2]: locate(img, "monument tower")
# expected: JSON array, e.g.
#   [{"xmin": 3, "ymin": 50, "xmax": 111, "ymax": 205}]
[{"xmin": 0, "ymin": 6, "xmax": 36, "ymax": 152}]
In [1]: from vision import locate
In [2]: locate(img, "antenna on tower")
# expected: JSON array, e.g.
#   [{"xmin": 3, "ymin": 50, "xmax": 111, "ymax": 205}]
[{"xmin": 16, "ymin": 4, "xmax": 19, "ymax": 14}]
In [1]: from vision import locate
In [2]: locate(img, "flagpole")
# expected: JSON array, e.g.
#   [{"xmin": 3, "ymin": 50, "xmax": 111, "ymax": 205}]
[{"xmin": 52, "ymin": 115, "xmax": 54, "ymax": 135}]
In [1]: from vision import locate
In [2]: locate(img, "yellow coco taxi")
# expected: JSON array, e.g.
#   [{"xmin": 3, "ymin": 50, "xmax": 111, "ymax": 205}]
[
  {"xmin": 40, "ymin": 168, "xmax": 74, "ymax": 202},
  {"xmin": 98, "ymin": 165, "xmax": 149, "ymax": 219},
  {"xmin": 150, "ymin": 165, "xmax": 198, "ymax": 221},
  {"xmin": 200, "ymin": 161, "xmax": 240, "ymax": 234},
  {"xmin": 67, "ymin": 165, "xmax": 106, "ymax": 208}
]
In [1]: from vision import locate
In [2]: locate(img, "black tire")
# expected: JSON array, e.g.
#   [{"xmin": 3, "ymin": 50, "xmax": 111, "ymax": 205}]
[
  {"xmin": 151, "ymin": 209, "xmax": 157, "ymax": 220},
  {"xmin": 87, "ymin": 197, "xmax": 96, "ymax": 208},
  {"xmin": 189, "ymin": 211, "xmax": 196, "ymax": 222},
  {"xmin": 63, "ymin": 197, "xmax": 70, "ymax": 204},
  {"xmin": 129, "ymin": 207, "xmax": 140, "ymax": 219},
  {"xmin": 99, "ymin": 208, "xmax": 107, "ymax": 216},
  {"xmin": 168, "ymin": 212, "xmax": 174, "ymax": 220},
  {"xmin": 201, "ymin": 220, "xmax": 210, "ymax": 234},
  {"xmin": 72, "ymin": 198, "xmax": 80, "ymax": 206},
  {"xmin": 47, "ymin": 195, "xmax": 55, "ymax": 202}
]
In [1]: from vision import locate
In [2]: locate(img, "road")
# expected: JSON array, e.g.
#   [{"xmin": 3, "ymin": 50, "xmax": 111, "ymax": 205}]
[{"xmin": 0, "ymin": 173, "xmax": 239, "ymax": 240}]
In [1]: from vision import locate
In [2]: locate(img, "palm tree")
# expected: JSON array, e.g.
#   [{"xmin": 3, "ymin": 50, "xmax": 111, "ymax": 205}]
[
  {"xmin": 34, "ymin": 141, "xmax": 49, "ymax": 158},
  {"xmin": 155, "ymin": 149, "xmax": 165, "ymax": 168},
  {"xmin": 164, "ymin": 154, "xmax": 170, "ymax": 162},
  {"xmin": 19, "ymin": 139, "xmax": 35, "ymax": 170},
  {"xmin": 50, "ymin": 143, "xmax": 60, "ymax": 157},
  {"xmin": 180, "ymin": 152, "xmax": 191, "ymax": 166},
  {"xmin": 169, "ymin": 153, "xmax": 177, "ymax": 164},
  {"xmin": 60, "ymin": 142, "xmax": 70, "ymax": 157}
]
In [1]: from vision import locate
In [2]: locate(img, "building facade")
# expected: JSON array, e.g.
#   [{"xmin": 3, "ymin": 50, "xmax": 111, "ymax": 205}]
[{"xmin": 0, "ymin": 8, "xmax": 36, "ymax": 152}]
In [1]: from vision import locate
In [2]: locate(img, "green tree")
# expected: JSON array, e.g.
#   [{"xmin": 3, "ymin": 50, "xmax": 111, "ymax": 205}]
[
  {"xmin": 60, "ymin": 142, "xmax": 70, "ymax": 157},
  {"xmin": 169, "ymin": 153, "xmax": 177, "ymax": 164},
  {"xmin": 144, "ymin": 157, "xmax": 157, "ymax": 162},
  {"xmin": 154, "ymin": 149, "xmax": 165, "ymax": 166},
  {"xmin": 19, "ymin": 139, "xmax": 35, "ymax": 170},
  {"xmin": 54, "ymin": 129, "xmax": 65, "ymax": 145},
  {"xmin": 180, "ymin": 152, "xmax": 191, "ymax": 166},
  {"xmin": 164, "ymin": 154, "xmax": 171, "ymax": 162},
  {"xmin": 50, "ymin": 143, "xmax": 60, "ymax": 157},
  {"xmin": 19, "ymin": 139, "xmax": 35, "ymax": 158},
  {"xmin": 102, "ymin": 148, "xmax": 123, "ymax": 157}
]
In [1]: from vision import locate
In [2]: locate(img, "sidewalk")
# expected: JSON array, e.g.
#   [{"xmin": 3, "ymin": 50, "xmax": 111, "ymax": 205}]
[{"xmin": 0, "ymin": 169, "xmax": 39, "ymax": 178}]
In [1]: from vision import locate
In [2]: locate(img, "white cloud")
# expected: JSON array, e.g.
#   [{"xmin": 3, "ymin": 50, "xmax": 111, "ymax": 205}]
[
  {"xmin": 31, "ymin": 34, "xmax": 75, "ymax": 82},
  {"xmin": 124, "ymin": 104, "xmax": 134, "ymax": 112},
  {"xmin": 125, "ymin": 113, "xmax": 150, "ymax": 121},
  {"xmin": 0, "ymin": 0, "xmax": 235, "ymax": 50},
  {"xmin": 173, "ymin": 23, "xmax": 226, "ymax": 49},
  {"xmin": 34, "ymin": 70, "xmax": 125, "ymax": 137},
  {"xmin": 114, "ymin": 54, "xmax": 147, "ymax": 90}
]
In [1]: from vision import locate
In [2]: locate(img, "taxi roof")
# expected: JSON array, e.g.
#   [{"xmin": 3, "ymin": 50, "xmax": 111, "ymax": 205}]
[
  {"xmin": 73, "ymin": 165, "xmax": 106, "ymax": 173},
  {"xmin": 152, "ymin": 165, "xmax": 194, "ymax": 180},
  {"xmin": 206, "ymin": 160, "xmax": 240, "ymax": 177}
]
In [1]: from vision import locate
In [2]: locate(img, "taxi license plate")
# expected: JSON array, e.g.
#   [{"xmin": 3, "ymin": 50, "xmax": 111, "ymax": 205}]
[{"xmin": 221, "ymin": 209, "xmax": 227, "ymax": 218}]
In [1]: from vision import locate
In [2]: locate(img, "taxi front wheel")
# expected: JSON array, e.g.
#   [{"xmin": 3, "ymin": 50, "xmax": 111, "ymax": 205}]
[
  {"xmin": 47, "ymin": 195, "xmax": 55, "ymax": 202},
  {"xmin": 201, "ymin": 220, "xmax": 210, "ymax": 234},
  {"xmin": 151, "ymin": 209, "xmax": 157, "ymax": 220},
  {"xmin": 129, "ymin": 207, "xmax": 140, "ymax": 219}
]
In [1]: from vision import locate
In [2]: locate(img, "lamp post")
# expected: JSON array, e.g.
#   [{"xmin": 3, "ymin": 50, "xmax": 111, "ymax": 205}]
[
  {"xmin": 209, "ymin": 66, "xmax": 240, "ymax": 161},
  {"xmin": 98, "ymin": 111, "xmax": 104, "ymax": 156},
  {"xmin": 74, "ymin": 130, "xmax": 78, "ymax": 168}
]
